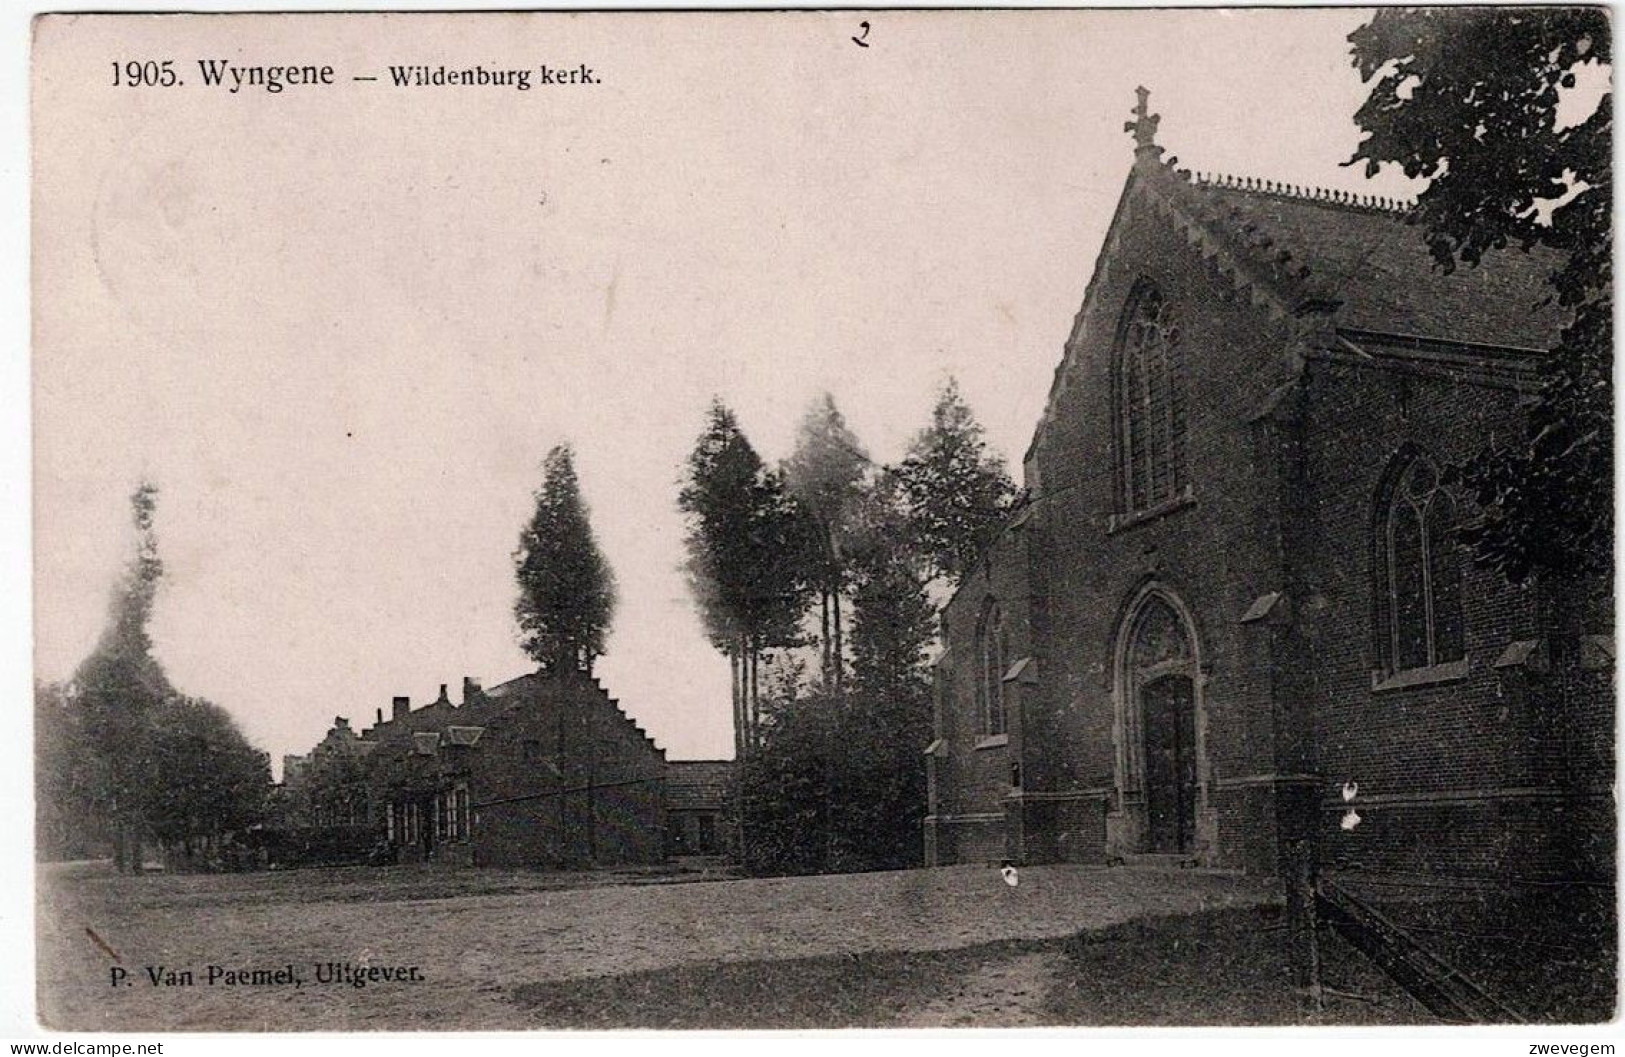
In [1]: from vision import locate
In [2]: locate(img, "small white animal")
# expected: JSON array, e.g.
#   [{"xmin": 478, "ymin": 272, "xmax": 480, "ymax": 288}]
[
  {"xmin": 1342, "ymin": 781, "xmax": 1359, "ymax": 802},
  {"xmin": 1000, "ymin": 862, "xmax": 1020, "ymax": 887}
]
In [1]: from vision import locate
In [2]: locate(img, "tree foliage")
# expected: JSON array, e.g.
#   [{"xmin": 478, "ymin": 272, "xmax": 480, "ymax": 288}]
[
  {"xmin": 143, "ymin": 695, "xmax": 271, "ymax": 855},
  {"xmin": 39, "ymin": 483, "xmax": 270, "ymax": 868},
  {"xmin": 848, "ymin": 527, "xmax": 937, "ymax": 702},
  {"xmin": 68, "ymin": 482, "xmax": 174, "ymax": 870},
  {"xmin": 783, "ymin": 393, "xmax": 871, "ymax": 686},
  {"xmin": 738, "ymin": 478, "xmax": 937, "ymax": 876},
  {"xmin": 514, "ymin": 444, "xmax": 618, "ymax": 674},
  {"xmin": 893, "ymin": 378, "xmax": 1017, "ymax": 585},
  {"xmin": 680, "ymin": 401, "xmax": 811, "ymax": 652},
  {"xmin": 836, "ymin": 484, "xmax": 937, "ymax": 869},
  {"xmin": 35, "ymin": 680, "xmax": 106, "ymax": 860},
  {"xmin": 679, "ymin": 400, "xmax": 814, "ymax": 752},
  {"xmin": 1349, "ymin": 7, "xmax": 1612, "ymax": 582},
  {"xmin": 693, "ymin": 383, "xmax": 1009, "ymax": 872}
]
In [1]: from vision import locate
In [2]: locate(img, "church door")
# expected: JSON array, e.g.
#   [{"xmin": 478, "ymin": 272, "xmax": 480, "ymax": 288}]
[{"xmin": 1141, "ymin": 674, "xmax": 1196, "ymax": 853}]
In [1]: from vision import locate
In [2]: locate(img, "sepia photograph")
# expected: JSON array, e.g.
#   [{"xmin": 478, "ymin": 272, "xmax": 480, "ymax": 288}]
[{"xmin": 27, "ymin": 5, "xmax": 1616, "ymax": 1035}]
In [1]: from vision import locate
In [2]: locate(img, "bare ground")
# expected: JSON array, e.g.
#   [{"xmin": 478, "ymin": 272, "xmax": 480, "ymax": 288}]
[
  {"xmin": 38, "ymin": 861, "xmax": 1273, "ymax": 1031},
  {"xmin": 893, "ymin": 951, "xmax": 1067, "ymax": 1028}
]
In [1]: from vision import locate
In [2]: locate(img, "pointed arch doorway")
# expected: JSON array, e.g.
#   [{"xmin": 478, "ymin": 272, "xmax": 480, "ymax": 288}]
[{"xmin": 1110, "ymin": 586, "xmax": 1212, "ymax": 860}]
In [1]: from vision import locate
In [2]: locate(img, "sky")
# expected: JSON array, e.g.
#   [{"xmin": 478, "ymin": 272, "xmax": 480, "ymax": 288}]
[{"xmin": 32, "ymin": 9, "xmax": 1427, "ymax": 775}]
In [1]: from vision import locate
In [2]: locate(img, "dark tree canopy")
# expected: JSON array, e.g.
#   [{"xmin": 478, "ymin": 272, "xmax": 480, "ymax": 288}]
[
  {"xmin": 1349, "ymin": 7, "xmax": 1612, "ymax": 582},
  {"xmin": 734, "ymin": 475, "xmax": 937, "ymax": 876},
  {"xmin": 76, "ymin": 480, "xmax": 174, "ymax": 707},
  {"xmin": 41, "ymin": 482, "xmax": 270, "ymax": 868},
  {"xmin": 893, "ymin": 378, "xmax": 1017, "ymax": 584},
  {"xmin": 143, "ymin": 695, "xmax": 271, "ymax": 850},
  {"xmin": 67, "ymin": 482, "xmax": 175, "ymax": 869},
  {"xmin": 35, "ymin": 680, "xmax": 106, "ymax": 860},
  {"xmin": 514, "ymin": 443, "xmax": 618, "ymax": 674},
  {"xmin": 679, "ymin": 400, "xmax": 811, "ymax": 656}
]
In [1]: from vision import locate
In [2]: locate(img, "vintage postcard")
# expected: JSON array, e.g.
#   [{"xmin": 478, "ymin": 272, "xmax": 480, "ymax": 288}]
[{"xmin": 29, "ymin": 7, "xmax": 1614, "ymax": 1036}]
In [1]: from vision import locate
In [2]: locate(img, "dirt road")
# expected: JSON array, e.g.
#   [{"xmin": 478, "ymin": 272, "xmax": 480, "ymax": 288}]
[{"xmin": 38, "ymin": 862, "xmax": 1271, "ymax": 1031}]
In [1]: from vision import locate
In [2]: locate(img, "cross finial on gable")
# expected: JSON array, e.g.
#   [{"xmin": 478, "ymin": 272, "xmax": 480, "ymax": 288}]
[{"xmin": 1124, "ymin": 85, "xmax": 1163, "ymax": 160}]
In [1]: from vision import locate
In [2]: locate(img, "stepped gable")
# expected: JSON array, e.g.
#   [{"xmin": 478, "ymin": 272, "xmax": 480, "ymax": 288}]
[
  {"xmin": 463, "ymin": 670, "xmax": 666, "ymax": 755},
  {"xmin": 588, "ymin": 675, "xmax": 665, "ymax": 754}
]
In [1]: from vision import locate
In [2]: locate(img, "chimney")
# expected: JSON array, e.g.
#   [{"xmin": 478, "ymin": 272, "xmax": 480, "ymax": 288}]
[
  {"xmin": 376, "ymin": 707, "xmax": 384, "ymax": 726},
  {"xmin": 392, "ymin": 696, "xmax": 410, "ymax": 720},
  {"xmin": 463, "ymin": 676, "xmax": 482, "ymax": 703},
  {"xmin": 334, "ymin": 716, "xmax": 349, "ymax": 729},
  {"xmin": 436, "ymin": 683, "xmax": 450, "ymax": 705}
]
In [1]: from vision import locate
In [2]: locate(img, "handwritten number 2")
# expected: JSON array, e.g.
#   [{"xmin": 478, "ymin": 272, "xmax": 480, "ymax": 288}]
[{"xmin": 852, "ymin": 21, "xmax": 871, "ymax": 47}]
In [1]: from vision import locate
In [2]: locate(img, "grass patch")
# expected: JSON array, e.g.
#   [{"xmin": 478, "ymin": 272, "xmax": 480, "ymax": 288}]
[
  {"xmin": 1047, "ymin": 903, "xmax": 1428, "ymax": 1026},
  {"xmin": 1342, "ymin": 886, "xmax": 1617, "ymax": 1023}
]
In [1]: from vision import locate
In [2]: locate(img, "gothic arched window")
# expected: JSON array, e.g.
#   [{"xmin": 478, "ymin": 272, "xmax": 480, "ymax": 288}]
[
  {"xmin": 1376, "ymin": 452, "xmax": 1465, "ymax": 675},
  {"xmin": 975, "ymin": 601, "xmax": 1008, "ymax": 736},
  {"xmin": 1116, "ymin": 283, "xmax": 1188, "ymax": 514}
]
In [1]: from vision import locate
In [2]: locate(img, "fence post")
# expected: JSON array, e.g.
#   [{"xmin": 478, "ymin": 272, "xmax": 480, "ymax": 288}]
[{"xmin": 1286, "ymin": 834, "xmax": 1324, "ymax": 1012}]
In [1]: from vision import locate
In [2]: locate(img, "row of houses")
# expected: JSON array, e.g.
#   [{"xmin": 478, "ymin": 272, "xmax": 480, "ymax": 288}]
[{"xmin": 276, "ymin": 670, "xmax": 731, "ymax": 868}]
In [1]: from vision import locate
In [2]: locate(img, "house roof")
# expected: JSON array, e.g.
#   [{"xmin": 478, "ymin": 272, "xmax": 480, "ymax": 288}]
[{"xmin": 666, "ymin": 760, "xmax": 732, "ymax": 811}]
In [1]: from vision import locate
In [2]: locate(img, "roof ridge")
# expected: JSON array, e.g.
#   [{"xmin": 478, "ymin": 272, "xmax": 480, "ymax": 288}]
[{"xmin": 1189, "ymin": 170, "xmax": 1416, "ymax": 217}]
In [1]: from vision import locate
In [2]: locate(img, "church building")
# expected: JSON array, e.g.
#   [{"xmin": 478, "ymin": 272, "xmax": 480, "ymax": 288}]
[{"xmin": 924, "ymin": 91, "xmax": 1613, "ymax": 883}]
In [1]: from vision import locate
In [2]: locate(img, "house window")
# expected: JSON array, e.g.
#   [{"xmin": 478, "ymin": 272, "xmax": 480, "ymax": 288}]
[
  {"xmin": 976, "ymin": 601, "xmax": 1008, "ymax": 735},
  {"xmin": 1377, "ymin": 453, "xmax": 1465, "ymax": 675},
  {"xmin": 1116, "ymin": 283, "xmax": 1187, "ymax": 513},
  {"xmin": 453, "ymin": 785, "xmax": 471, "ymax": 841}
]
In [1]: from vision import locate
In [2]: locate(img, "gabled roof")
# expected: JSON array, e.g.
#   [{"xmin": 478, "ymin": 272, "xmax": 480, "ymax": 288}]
[
  {"xmin": 1168, "ymin": 174, "xmax": 1566, "ymax": 350},
  {"xmin": 666, "ymin": 760, "xmax": 732, "ymax": 811},
  {"xmin": 1029, "ymin": 95, "xmax": 1569, "ymax": 466}
]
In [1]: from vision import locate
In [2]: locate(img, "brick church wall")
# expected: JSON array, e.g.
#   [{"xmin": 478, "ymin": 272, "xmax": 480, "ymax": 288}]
[
  {"xmin": 931, "ymin": 173, "xmax": 1613, "ymax": 880},
  {"xmin": 1020, "ymin": 194, "xmax": 1309, "ymax": 872},
  {"xmin": 937, "ymin": 188, "xmax": 1317, "ymax": 872},
  {"xmin": 932, "ymin": 527, "xmax": 1034, "ymax": 864},
  {"xmin": 1299, "ymin": 356, "xmax": 1613, "ymax": 881}
]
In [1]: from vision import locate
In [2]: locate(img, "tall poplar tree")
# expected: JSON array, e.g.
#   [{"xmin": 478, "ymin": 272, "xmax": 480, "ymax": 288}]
[
  {"xmin": 514, "ymin": 444, "xmax": 618, "ymax": 676},
  {"xmin": 679, "ymin": 400, "xmax": 810, "ymax": 754},
  {"xmin": 783, "ymin": 393, "xmax": 870, "ymax": 688},
  {"xmin": 72, "ymin": 481, "xmax": 173, "ymax": 872}
]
